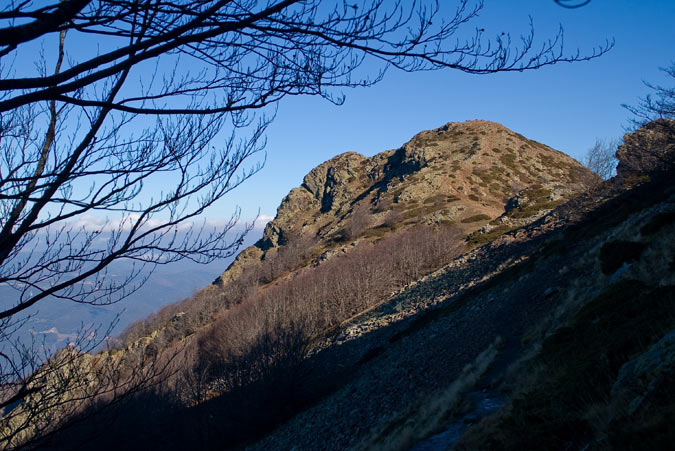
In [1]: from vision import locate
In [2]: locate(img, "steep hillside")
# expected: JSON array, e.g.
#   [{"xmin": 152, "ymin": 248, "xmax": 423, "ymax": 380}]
[{"xmin": 248, "ymin": 120, "xmax": 675, "ymax": 451}]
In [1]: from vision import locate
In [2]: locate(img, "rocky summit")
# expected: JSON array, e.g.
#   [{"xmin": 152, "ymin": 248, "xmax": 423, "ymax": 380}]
[{"xmin": 217, "ymin": 120, "xmax": 595, "ymax": 286}]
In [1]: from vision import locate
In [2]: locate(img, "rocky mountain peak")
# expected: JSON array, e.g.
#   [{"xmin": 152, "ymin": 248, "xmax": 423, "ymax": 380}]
[{"xmin": 216, "ymin": 120, "xmax": 597, "ymax": 286}]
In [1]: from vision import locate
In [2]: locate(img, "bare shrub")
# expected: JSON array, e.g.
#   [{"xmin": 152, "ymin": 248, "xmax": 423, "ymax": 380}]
[
  {"xmin": 343, "ymin": 204, "xmax": 374, "ymax": 241},
  {"xmin": 68, "ymin": 223, "xmax": 468, "ymax": 448},
  {"xmin": 190, "ymin": 224, "xmax": 465, "ymax": 399},
  {"xmin": 383, "ymin": 208, "xmax": 404, "ymax": 229},
  {"xmin": 585, "ymin": 138, "xmax": 620, "ymax": 180}
]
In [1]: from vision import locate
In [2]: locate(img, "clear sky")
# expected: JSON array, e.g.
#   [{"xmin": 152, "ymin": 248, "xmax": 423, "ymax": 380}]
[{"xmin": 211, "ymin": 0, "xmax": 675, "ymax": 224}]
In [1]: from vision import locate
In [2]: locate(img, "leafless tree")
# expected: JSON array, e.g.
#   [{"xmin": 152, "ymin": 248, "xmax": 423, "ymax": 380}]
[
  {"xmin": 624, "ymin": 61, "xmax": 675, "ymax": 130},
  {"xmin": 0, "ymin": 0, "xmax": 611, "ymax": 446},
  {"xmin": 343, "ymin": 203, "xmax": 372, "ymax": 241},
  {"xmin": 584, "ymin": 138, "xmax": 619, "ymax": 180}
]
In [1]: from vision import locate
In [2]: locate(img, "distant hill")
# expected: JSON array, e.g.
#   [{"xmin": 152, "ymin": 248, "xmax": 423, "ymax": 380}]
[{"xmin": 3, "ymin": 231, "xmax": 261, "ymax": 353}]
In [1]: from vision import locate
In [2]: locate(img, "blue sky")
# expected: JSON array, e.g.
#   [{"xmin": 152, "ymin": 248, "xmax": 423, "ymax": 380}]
[{"xmin": 213, "ymin": 0, "xmax": 675, "ymax": 224}]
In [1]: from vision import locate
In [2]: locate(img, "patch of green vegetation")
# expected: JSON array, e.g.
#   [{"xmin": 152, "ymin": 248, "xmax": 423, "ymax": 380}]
[
  {"xmin": 504, "ymin": 187, "xmax": 562, "ymax": 219},
  {"xmin": 423, "ymin": 194, "xmax": 447, "ymax": 205},
  {"xmin": 599, "ymin": 240, "xmax": 647, "ymax": 275},
  {"xmin": 472, "ymin": 168, "xmax": 498, "ymax": 186},
  {"xmin": 489, "ymin": 183, "xmax": 501, "ymax": 192},
  {"xmin": 403, "ymin": 207, "xmax": 424, "ymax": 219},
  {"xmin": 467, "ymin": 225, "xmax": 516, "ymax": 245},
  {"xmin": 461, "ymin": 214, "xmax": 491, "ymax": 223},
  {"xmin": 446, "ymin": 195, "xmax": 460, "ymax": 202},
  {"xmin": 363, "ymin": 226, "xmax": 392, "ymax": 239},
  {"xmin": 641, "ymin": 211, "xmax": 675, "ymax": 236},
  {"xmin": 328, "ymin": 231, "xmax": 348, "ymax": 244},
  {"xmin": 527, "ymin": 187, "xmax": 549, "ymax": 200},
  {"xmin": 497, "ymin": 281, "xmax": 675, "ymax": 450},
  {"xmin": 500, "ymin": 154, "xmax": 517, "ymax": 169},
  {"xmin": 425, "ymin": 204, "xmax": 444, "ymax": 215},
  {"xmin": 492, "ymin": 147, "xmax": 502, "ymax": 153},
  {"xmin": 468, "ymin": 194, "xmax": 480, "ymax": 202}
]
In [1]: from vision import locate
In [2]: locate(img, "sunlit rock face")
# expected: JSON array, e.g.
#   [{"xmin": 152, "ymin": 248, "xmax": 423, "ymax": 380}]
[{"xmin": 216, "ymin": 120, "xmax": 596, "ymax": 286}]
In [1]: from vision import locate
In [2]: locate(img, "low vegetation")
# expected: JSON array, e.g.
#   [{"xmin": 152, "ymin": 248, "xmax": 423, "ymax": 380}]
[
  {"xmin": 472, "ymin": 281, "xmax": 675, "ymax": 450},
  {"xmin": 461, "ymin": 214, "xmax": 491, "ymax": 223},
  {"xmin": 467, "ymin": 225, "xmax": 517, "ymax": 245}
]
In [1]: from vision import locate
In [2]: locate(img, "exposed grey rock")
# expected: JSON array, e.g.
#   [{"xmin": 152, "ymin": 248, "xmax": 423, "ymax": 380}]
[{"xmin": 617, "ymin": 119, "xmax": 675, "ymax": 178}]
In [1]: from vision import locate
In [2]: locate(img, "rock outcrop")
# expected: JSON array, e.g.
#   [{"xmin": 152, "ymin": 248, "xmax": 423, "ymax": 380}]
[{"xmin": 616, "ymin": 118, "xmax": 675, "ymax": 178}]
